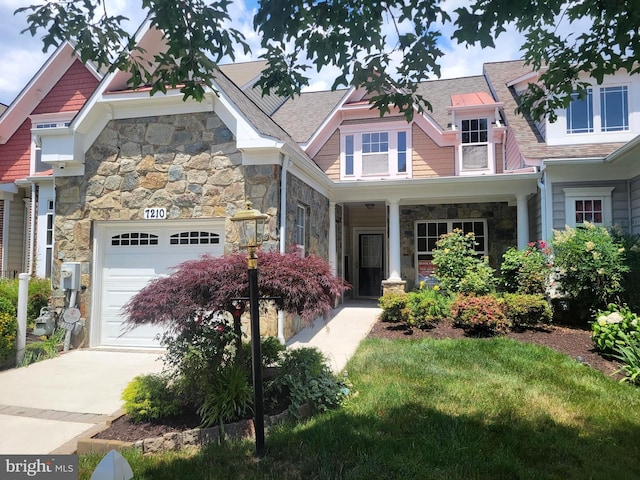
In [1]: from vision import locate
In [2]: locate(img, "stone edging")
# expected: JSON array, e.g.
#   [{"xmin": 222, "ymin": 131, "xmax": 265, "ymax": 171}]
[{"xmin": 76, "ymin": 405, "xmax": 311, "ymax": 455}]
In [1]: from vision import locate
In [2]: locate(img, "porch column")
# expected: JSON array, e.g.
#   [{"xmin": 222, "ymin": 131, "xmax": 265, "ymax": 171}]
[
  {"xmin": 387, "ymin": 200, "xmax": 402, "ymax": 282},
  {"xmin": 516, "ymin": 194, "xmax": 529, "ymax": 249},
  {"xmin": 328, "ymin": 202, "xmax": 337, "ymax": 276}
]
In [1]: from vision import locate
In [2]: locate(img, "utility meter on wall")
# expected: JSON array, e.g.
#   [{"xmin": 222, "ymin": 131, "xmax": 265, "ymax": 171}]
[{"xmin": 60, "ymin": 262, "xmax": 81, "ymax": 290}]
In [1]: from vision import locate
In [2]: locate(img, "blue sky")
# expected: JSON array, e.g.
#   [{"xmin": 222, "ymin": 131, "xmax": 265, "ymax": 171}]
[{"xmin": 0, "ymin": 0, "xmax": 528, "ymax": 107}]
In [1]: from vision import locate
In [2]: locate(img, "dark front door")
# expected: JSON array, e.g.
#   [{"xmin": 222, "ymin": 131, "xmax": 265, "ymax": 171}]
[{"xmin": 358, "ymin": 233, "xmax": 384, "ymax": 297}]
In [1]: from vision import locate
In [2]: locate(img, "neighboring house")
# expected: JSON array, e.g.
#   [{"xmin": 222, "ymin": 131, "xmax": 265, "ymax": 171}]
[
  {"xmin": 45, "ymin": 20, "xmax": 640, "ymax": 349},
  {"xmin": 0, "ymin": 43, "xmax": 101, "ymax": 279}
]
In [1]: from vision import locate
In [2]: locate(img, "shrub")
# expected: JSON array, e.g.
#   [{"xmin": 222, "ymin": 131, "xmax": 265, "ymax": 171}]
[
  {"xmin": 609, "ymin": 227, "xmax": 640, "ymax": 312},
  {"xmin": 198, "ymin": 363, "xmax": 253, "ymax": 428},
  {"xmin": 121, "ymin": 374, "xmax": 182, "ymax": 423},
  {"xmin": 500, "ymin": 241, "xmax": 552, "ymax": 295},
  {"xmin": 407, "ymin": 285, "xmax": 451, "ymax": 329},
  {"xmin": 432, "ymin": 229, "xmax": 495, "ymax": 295},
  {"xmin": 0, "ymin": 312, "xmax": 17, "ymax": 364},
  {"xmin": 502, "ymin": 293, "xmax": 552, "ymax": 329},
  {"xmin": 591, "ymin": 304, "xmax": 640, "ymax": 354},
  {"xmin": 269, "ymin": 347, "xmax": 348, "ymax": 419},
  {"xmin": 0, "ymin": 277, "xmax": 50, "ymax": 322},
  {"xmin": 159, "ymin": 315, "xmax": 238, "ymax": 407},
  {"xmin": 378, "ymin": 292, "xmax": 409, "ymax": 323},
  {"xmin": 450, "ymin": 294, "xmax": 509, "ymax": 336},
  {"xmin": 612, "ymin": 332, "xmax": 640, "ymax": 385},
  {"xmin": 552, "ymin": 223, "xmax": 628, "ymax": 321},
  {"xmin": 0, "ymin": 298, "xmax": 16, "ymax": 317}
]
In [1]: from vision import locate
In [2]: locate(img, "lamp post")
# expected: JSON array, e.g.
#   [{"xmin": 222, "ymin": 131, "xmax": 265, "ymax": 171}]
[{"xmin": 230, "ymin": 200, "xmax": 269, "ymax": 458}]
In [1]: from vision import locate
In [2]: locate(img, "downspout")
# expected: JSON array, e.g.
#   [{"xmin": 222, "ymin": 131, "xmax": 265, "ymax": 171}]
[
  {"xmin": 537, "ymin": 169, "xmax": 548, "ymax": 242},
  {"xmin": 28, "ymin": 183, "xmax": 36, "ymax": 275},
  {"xmin": 277, "ymin": 156, "xmax": 291, "ymax": 345}
]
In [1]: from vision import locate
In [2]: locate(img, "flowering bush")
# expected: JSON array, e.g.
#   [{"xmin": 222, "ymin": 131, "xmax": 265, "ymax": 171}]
[
  {"xmin": 407, "ymin": 284, "xmax": 451, "ymax": 329},
  {"xmin": 450, "ymin": 294, "xmax": 509, "ymax": 336},
  {"xmin": 502, "ymin": 293, "xmax": 552, "ymax": 329},
  {"xmin": 552, "ymin": 223, "xmax": 628, "ymax": 320},
  {"xmin": 378, "ymin": 292, "xmax": 409, "ymax": 323},
  {"xmin": 500, "ymin": 241, "xmax": 552, "ymax": 295},
  {"xmin": 591, "ymin": 304, "xmax": 640, "ymax": 354},
  {"xmin": 432, "ymin": 229, "xmax": 495, "ymax": 295}
]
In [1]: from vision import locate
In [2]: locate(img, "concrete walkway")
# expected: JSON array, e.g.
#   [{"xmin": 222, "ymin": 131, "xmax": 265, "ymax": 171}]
[{"xmin": 0, "ymin": 301, "xmax": 380, "ymax": 455}]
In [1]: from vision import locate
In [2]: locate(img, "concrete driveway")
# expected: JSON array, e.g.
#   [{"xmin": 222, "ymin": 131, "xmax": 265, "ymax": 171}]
[{"xmin": 0, "ymin": 349, "xmax": 163, "ymax": 454}]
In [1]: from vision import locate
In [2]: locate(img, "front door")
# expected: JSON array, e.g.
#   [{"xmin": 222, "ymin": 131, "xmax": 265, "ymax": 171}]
[{"xmin": 358, "ymin": 233, "xmax": 384, "ymax": 297}]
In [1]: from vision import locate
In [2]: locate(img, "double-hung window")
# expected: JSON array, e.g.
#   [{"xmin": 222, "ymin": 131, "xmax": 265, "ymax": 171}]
[
  {"xmin": 461, "ymin": 118, "xmax": 489, "ymax": 170},
  {"xmin": 341, "ymin": 125, "xmax": 410, "ymax": 180}
]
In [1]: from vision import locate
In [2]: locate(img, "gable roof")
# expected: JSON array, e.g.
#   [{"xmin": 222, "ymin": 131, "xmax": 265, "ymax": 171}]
[
  {"xmin": 483, "ymin": 60, "xmax": 626, "ymax": 162},
  {"xmin": 0, "ymin": 42, "xmax": 101, "ymax": 144}
]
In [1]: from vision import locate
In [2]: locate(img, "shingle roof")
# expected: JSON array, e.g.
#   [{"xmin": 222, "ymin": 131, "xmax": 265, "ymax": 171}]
[
  {"xmin": 483, "ymin": 60, "xmax": 626, "ymax": 161},
  {"xmin": 271, "ymin": 89, "xmax": 349, "ymax": 143},
  {"xmin": 219, "ymin": 61, "xmax": 289, "ymax": 116}
]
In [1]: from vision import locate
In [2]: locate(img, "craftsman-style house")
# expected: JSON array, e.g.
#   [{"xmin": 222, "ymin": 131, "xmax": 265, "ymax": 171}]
[{"xmin": 4, "ymin": 20, "xmax": 640, "ymax": 348}]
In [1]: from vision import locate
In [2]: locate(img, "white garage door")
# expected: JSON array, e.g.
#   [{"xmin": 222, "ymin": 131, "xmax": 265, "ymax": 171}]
[{"xmin": 94, "ymin": 220, "xmax": 225, "ymax": 348}]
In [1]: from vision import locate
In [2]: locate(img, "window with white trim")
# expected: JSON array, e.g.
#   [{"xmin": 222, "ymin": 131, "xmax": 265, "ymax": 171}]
[
  {"xmin": 415, "ymin": 219, "xmax": 488, "ymax": 258},
  {"xmin": 45, "ymin": 200, "xmax": 54, "ymax": 278},
  {"xmin": 563, "ymin": 187, "xmax": 614, "ymax": 227},
  {"xmin": 295, "ymin": 204, "xmax": 307, "ymax": 256},
  {"xmin": 461, "ymin": 118, "xmax": 489, "ymax": 170},
  {"xmin": 341, "ymin": 125, "xmax": 411, "ymax": 180},
  {"xmin": 566, "ymin": 89, "xmax": 594, "ymax": 134},
  {"xmin": 601, "ymin": 86, "xmax": 629, "ymax": 132},
  {"xmin": 566, "ymin": 86, "xmax": 629, "ymax": 134}
]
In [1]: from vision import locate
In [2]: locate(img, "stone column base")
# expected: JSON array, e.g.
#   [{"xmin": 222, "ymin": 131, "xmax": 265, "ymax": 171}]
[{"xmin": 381, "ymin": 279, "xmax": 407, "ymax": 295}]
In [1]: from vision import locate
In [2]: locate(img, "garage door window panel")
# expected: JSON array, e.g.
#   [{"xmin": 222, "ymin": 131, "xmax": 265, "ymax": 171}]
[
  {"xmin": 170, "ymin": 231, "xmax": 220, "ymax": 245},
  {"xmin": 111, "ymin": 233, "xmax": 159, "ymax": 246}
]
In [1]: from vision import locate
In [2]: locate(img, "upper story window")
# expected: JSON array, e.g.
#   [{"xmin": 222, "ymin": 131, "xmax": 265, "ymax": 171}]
[
  {"xmin": 566, "ymin": 86, "xmax": 629, "ymax": 134},
  {"xmin": 341, "ymin": 124, "xmax": 411, "ymax": 180},
  {"xmin": 601, "ymin": 86, "xmax": 629, "ymax": 132},
  {"xmin": 461, "ymin": 118, "xmax": 489, "ymax": 170},
  {"xmin": 567, "ymin": 89, "xmax": 594, "ymax": 134}
]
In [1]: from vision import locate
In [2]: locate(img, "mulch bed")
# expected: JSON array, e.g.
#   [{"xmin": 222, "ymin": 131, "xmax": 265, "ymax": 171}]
[
  {"xmin": 95, "ymin": 317, "xmax": 622, "ymax": 444},
  {"xmin": 368, "ymin": 317, "xmax": 622, "ymax": 378}
]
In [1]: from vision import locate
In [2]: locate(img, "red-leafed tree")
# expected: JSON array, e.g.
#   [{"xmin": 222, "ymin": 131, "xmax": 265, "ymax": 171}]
[{"xmin": 123, "ymin": 251, "xmax": 350, "ymax": 352}]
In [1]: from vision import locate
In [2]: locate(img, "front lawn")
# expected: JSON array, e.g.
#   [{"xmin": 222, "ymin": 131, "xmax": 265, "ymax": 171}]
[{"xmin": 80, "ymin": 337, "xmax": 640, "ymax": 479}]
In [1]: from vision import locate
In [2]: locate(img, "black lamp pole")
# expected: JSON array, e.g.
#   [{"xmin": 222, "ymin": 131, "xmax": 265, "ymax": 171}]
[{"xmin": 247, "ymin": 246, "xmax": 265, "ymax": 458}]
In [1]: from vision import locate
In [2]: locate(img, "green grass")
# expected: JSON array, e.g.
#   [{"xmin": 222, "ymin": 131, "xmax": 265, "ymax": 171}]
[{"xmin": 80, "ymin": 337, "xmax": 640, "ymax": 479}]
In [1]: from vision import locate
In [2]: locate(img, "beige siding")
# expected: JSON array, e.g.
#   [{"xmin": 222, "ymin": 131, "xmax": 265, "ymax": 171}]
[
  {"xmin": 495, "ymin": 142, "xmax": 504, "ymax": 174},
  {"xmin": 313, "ymin": 129, "xmax": 340, "ymax": 180},
  {"xmin": 411, "ymin": 124, "xmax": 455, "ymax": 177}
]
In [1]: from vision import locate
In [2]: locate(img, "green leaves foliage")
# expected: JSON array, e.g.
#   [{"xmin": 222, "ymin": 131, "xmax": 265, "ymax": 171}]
[
  {"xmin": 121, "ymin": 374, "xmax": 182, "ymax": 423},
  {"xmin": 591, "ymin": 304, "xmax": 640, "ymax": 355},
  {"xmin": 17, "ymin": 0, "xmax": 640, "ymax": 122}
]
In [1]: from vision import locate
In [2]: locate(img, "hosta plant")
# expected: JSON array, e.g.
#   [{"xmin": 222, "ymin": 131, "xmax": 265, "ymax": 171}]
[{"xmin": 592, "ymin": 304, "xmax": 640, "ymax": 354}]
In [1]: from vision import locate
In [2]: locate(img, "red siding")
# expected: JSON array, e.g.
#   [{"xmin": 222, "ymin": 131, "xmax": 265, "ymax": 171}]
[
  {"xmin": 32, "ymin": 60, "xmax": 98, "ymax": 114},
  {"xmin": 0, "ymin": 119, "xmax": 31, "ymax": 181}
]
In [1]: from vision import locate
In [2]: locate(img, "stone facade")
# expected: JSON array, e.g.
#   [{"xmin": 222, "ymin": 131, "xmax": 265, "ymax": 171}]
[
  {"xmin": 53, "ymin": 112, "xmax": 248, "ymax": 343},
  {"xmin": 399, "ymin": 202, "xmax": 517, "ymax": 290}
]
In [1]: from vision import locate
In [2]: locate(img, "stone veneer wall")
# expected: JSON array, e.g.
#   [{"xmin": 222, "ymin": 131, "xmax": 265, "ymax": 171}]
[
  {"xmin": 399, "ymin": 202, "xmax": 517, "ymax": 290},
  {"xmin": 285, "ymin": 173, "xmax": 330, "ymax": 258},
  {"xmin": 53, "ymin": 112, "xmax": 253, "ymax": 343}
]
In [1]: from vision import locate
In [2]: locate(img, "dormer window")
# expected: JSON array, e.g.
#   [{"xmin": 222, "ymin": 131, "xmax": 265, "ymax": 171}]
[
  {"xmin": 461, "ymin": 118, "xmax": 488, "ymax": 170},
  {"xmin": 340, "ymin": 123, "xmax": 411, "ymax": 180}
]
